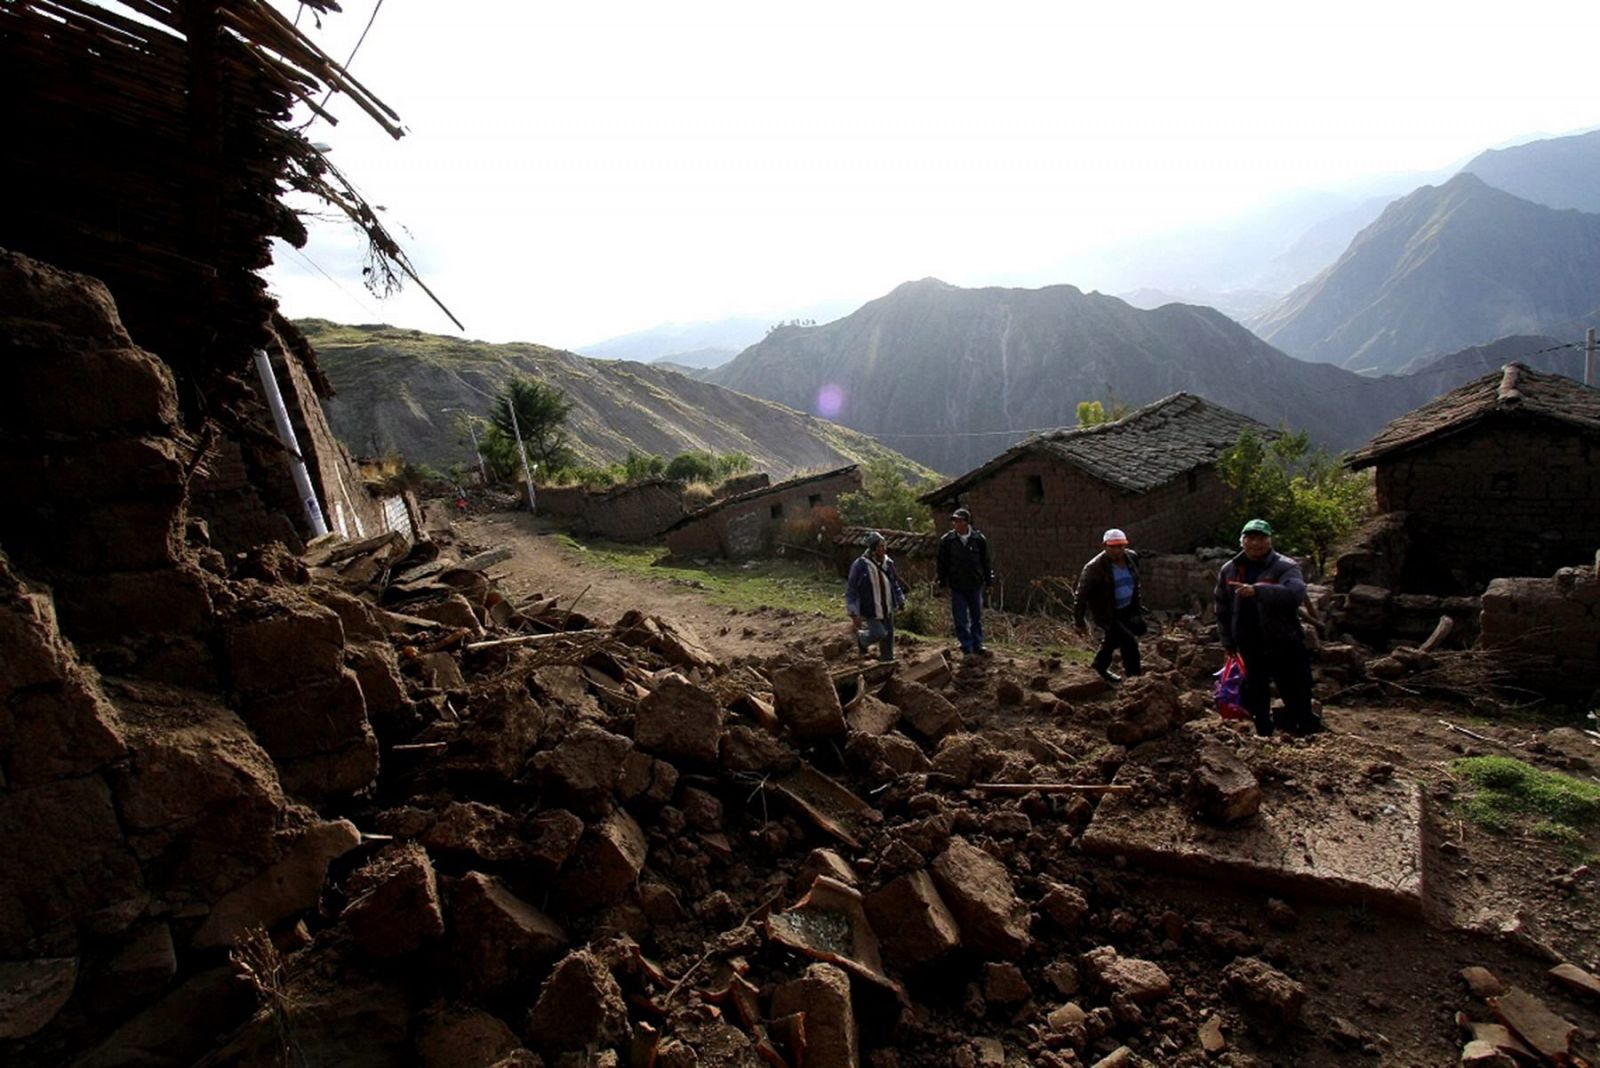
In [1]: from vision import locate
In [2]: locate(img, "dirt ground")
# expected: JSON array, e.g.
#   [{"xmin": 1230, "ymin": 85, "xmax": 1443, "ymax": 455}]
[{"xmin": 444, "ymin": 506, "xmax": 1600, "ymax": 1066}]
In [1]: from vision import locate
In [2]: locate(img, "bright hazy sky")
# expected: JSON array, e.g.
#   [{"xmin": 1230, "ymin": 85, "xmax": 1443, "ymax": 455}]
[{"xmin": 262, "ymin": 0, "xmax": 1600, "ymax": 349}]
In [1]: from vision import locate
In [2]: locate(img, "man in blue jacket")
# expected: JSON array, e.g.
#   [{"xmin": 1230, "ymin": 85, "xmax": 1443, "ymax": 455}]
[
  {"xmin": 847, "ymin": 531, "xmax": 907, "ymax": 661},
  {"xmin": 936, "ymin": 507, "xmax": 994, "ymax": 657},
  {"xmin": 1214, "ymin": 518, "xmax": 1322, "ymax": 737}
]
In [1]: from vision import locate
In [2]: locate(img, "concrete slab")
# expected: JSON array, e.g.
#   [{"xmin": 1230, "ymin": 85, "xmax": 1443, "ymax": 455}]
[{"xmin": 1080, "ymin": 726, "xmax": 1427, "ymax": 915}]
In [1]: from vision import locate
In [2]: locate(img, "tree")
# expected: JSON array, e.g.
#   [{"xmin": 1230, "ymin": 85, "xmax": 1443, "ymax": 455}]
[
  {"xmin": 838, "ymin": 457, "xmax": 933, "ymax": 533},
  {"xmin": 623, "ymin": 449, "xmax": 666, "ymax": 481},
  {"xmin": 1215, "ymin": 428, "xmax": 1374, "ymax": 574},
  {"xmin": 489, "ymin": 376, "xmax": 575, "ymax": 475},
  {"xmin": 1075, "ymin": 396, "xmax": 1131, "ymax": 427}
]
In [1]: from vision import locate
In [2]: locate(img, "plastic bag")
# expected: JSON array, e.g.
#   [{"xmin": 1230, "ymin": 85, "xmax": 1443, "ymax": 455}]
[{"xmin": 1214, "ymin": 653, "xmax": 1248, "ymax": 720}]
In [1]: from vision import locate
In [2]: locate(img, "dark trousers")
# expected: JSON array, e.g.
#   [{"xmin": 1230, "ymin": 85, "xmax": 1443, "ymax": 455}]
[
  {"xmin": 1091, "ymin": 607, "xmax": 1142, "ymax": 676},
  {"xmin": 1240, "ymin": 643, "xmax": 1316, "ymax": 733},
  {"xmin": 949, "ymin": 586, "xmax": 985, "ymax": 651}
]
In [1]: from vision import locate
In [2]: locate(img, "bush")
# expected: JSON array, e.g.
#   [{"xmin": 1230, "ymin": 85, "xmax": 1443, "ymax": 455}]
[
  {"xmin": 838, "ymin": 457, "xmax": 933, "ymax": 534},
  {"xmin": 896, "ymin": 580, "xmax": 947, "ymax": 636},
  {"xmin": 1215, "ymin": 428, "xmax": 1373, "ymax": 574},
  {"xmin": 665, "ymin": 450, "xmax": 753, "ymax": 483}
]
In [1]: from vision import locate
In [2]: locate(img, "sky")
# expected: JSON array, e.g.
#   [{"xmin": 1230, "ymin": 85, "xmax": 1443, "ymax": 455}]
[{"xmin": 261, "ymin": 0, "xmax": 1600, "ymax": 350}]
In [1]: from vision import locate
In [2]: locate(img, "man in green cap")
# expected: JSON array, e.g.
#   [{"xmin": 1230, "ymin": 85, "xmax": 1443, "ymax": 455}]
[{"xmin": 1214, "ymin": 519, "xmax": 1322, "ymax": 737}]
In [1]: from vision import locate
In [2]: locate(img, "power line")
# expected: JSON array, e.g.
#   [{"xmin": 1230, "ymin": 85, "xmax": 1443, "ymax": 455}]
[{"xmin": 303, "ymin": 0, "xmax": 386, "ymax": 128}]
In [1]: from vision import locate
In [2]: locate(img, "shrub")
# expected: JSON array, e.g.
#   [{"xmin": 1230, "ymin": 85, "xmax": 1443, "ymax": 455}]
[
  {"xmin": 837, "ymin": 457, "xmax": 933, "ymax": 534},
  {"xmin": 1215, "ymin": 428, "xmax": 1374, "ymax": 574}
]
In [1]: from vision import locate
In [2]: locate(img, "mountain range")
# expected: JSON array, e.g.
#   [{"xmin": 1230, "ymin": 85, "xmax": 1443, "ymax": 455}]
[
  {"xmin": 299, "ymin": 320, "xmax": 931, "ymax": 480},
  {"xmin": 1248, "ymin": 173, "xmax": 1600, "ymax": 373}
]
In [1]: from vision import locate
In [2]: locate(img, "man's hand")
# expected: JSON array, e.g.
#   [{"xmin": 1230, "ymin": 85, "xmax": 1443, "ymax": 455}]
[
  {"xmin": 1237, "ymin": 584, "xmax": 1257, "ymax": 599},
  {"xmin": 850, "ymin": 614, "xmax": 863, "ymax": 629}
]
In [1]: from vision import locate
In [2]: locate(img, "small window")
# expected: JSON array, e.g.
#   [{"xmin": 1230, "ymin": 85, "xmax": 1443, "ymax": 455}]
[
  {"xmin": 1187, "ymin": 470, "xmax": 1199, "ymax": 494},
  {"xmin": 770, "ymin": 503, "xmax": 785, "ymax": 519},
  {"xmin": 1026, "ymin": 475, "xmax": 1045, "ymax": 503},
  {"xmin": 808, "ymin": 493, "xmax": 822, "ymax": 508}
]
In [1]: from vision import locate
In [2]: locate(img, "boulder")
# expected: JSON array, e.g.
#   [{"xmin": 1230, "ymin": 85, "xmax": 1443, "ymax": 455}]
[
  {"xmin": 341, "ymin": 843, "xmax": 445, "ymax": 959},
  {"xmin": 1189, "ymin": 744, "xmax": 1262, "ymax": 824},
  {"xmin": 450, "ymin": 871, "xmax": 567, "ymax": 994},
  {"xmin": 770, "ymin": 660, "xmax": 847, "ymax": 739}
]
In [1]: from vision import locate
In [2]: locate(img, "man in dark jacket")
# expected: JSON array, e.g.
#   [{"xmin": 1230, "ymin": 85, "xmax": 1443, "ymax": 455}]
[
  {"xmin": 1074, "ymin": 528, "xmax": 1144, "ymax": 684},
  {"xmin": 847, "ymin": 531, "xmax": 906, "ymax": 661},
  {"xmin": 1214, "ymin": 518, "xmax": 1322, "ymax": 737},
  {"xmin": 936, "ymin": 507, "xmax": 994, "ymax": 656}
]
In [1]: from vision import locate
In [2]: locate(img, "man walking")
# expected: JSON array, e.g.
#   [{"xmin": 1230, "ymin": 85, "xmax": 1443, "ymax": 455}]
[
  {"xmin": 936, "ymin": 507, "xmax": 994, "ymax": 656},
  {"xmin": 1214, "ymin": 518, "xmax": 1322, "ymax": 737},
  {"xmin": 1074, "ymin": 528, "xmax": 1145, "ymax": 684},
  {"xmin": 847, "ymin": 531, "xmax": 906, "ymax": 661}
]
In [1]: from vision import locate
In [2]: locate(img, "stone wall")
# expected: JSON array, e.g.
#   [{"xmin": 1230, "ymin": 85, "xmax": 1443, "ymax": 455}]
[
  {"xmin": 536, "ymin": 480, "xmax": 688, "ymax": 542},
  {"xmin": 1480, "ymin": 563, "xmax": 1600, "ymax": 699},
  {"xmin": 1140, "ymin": 551, "xmax": 1233, "ymax": 616},
  {"xmin": 666, "ymin": 468, "xmax": 862, "ymax": 559},
  {"xmin": 1374, "ymin": 424, "xmax": 1600, "ymax": 589},
  {"xmin": 928, "ymin": 457, "xmax": 1233, "ymax": 610}
]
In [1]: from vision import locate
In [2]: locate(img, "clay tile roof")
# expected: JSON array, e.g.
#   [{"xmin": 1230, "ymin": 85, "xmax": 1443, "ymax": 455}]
[
  {"xmin": 920, "ymin": 393, "xmax": 1269, "ymax": 502},
  {"xmin": 662, "ymin": 464, "xmax": 860, "ymax": 531},
  {"xmin": 1346, "ymin": 363, "xmax": 1600, "ymax": 469},
  {"xmin": 834, "ymin": 527, "xmax": 938, "ymax": 556}
]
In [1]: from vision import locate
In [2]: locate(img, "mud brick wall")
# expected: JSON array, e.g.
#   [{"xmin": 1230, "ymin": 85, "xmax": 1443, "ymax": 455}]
[
  {"xmin": 667, "ymin": 468, "xmax": 862, "ymax": 559},
  {"xmin": 538, "ymin": 482, "xmax": 689, "ymax": 542},
  {"xmin": 1140, "ymin": 552, "xmax": 1230, "ymax": 616},
  {"xmin": 1374, "ymin": 424, "xmax": 1600, "ymax": 586},
  {"xmin": 929, "ymin": 457, "xmax": 1234, "ymax": 610},
  {"xmin": 1480, "ymin": 566, "xmax": 1600, "ymax": 697}
]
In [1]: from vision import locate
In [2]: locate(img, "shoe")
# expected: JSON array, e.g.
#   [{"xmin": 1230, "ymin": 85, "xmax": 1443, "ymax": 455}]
[
  {"xmin": 974, "ymin": 645, "xmax": 991, "ymax": 657},
  {"xmin": 1096, "ymin": 668, "xmax": 1122, "ymax": 685}
]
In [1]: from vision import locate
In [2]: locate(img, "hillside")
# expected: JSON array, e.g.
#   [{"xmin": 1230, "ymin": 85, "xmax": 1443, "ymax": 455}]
[
  {"xmin": 299, "ymin": 320, "xmax": 931, "ymax": 480},
  {"xmin": 1249, "ymin": 174, "xmax": 1600, "ymax": 373},
  {"xmin": 705, "ymin": 278, "xmax": 1427, "ymax": 473},
  {"xmin": 1462, "ymin": 127, "xmax": 1600, "ymax": 213}
]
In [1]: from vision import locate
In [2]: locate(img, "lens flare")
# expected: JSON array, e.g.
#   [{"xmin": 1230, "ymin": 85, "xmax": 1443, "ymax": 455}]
[{"xmin": 816, "ymin": 383, "xmax": 844, "ymax": 419}]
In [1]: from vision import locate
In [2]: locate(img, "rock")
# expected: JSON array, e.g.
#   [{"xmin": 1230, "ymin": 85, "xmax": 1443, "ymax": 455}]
[
  {"xmin": 1044, "ymin": 961, "xmax": 1080, "ymax": 996},
  {"xmin": 1549, "ymin": 961, "xmax": 1600, "ymax": 1000},
  {"xmin": 771, "ymin": 963, "xmax": 858, "ymax": 1068},
  {"xmin": 419, "ymin": 651, "xmax": 466, "ymax": 691},
  {"xmin": 1082, "ymin": 946, "xmax": 1171, "ymax": 1004},
  {"xmin": 996, "ymin": 679, "xmax": 1025, "ymax": 705},
  {"xmin": 1105, "ymin": 675, "xmax": 1187, "ymax": 746},
  {"xmin": 1089, "ymin": 1047, "xmax": 1134, "ymax": 1068},
  {"xmin": 1222, "ymin": 956, "xmax": 1306, "ymax": 1040},
  {"xmin": 1053, "ymin": 673, "xmax": 1114, "ymax": 702},
  {"xmin": 1487, "ymin": 986, "xmax": 1578, "ymax": 1064},
  {"xmin": 865, "ymin": 869, "xmax": 961, "ymax": 969},
  {"xmin": 1040, "ymin": 882, "xmax": 1090, "ymax": 929},
  {"xmin": 771, "ymin": 660, "xmax": 847, "ymax": 739},
  {"xmin": 531, "ymin": 724, "xmax": 632, "ymax": 811},
  {"xmin": 720, "ymin": 724, "xmax": 796, "ymax": 775},
  {"xmin": 0, "ymin": 957, "xmax": 77, "ymax": 1039},
  {"xmin": 416, "ymin": 1007, "xmax": 525, "ymax": 1068},
  {"xmin": 1047, "ymin": 1001, "xmax": 1087, "ymax": 1033},
  {"xmin": 451, "ymin": 872, "xmax": 566, "ymax": 994},
  {"xmin": 619, "ymin": 750, "xmax": 679, "ymax": 806},
  {"xmin": 930, "ymin": 837, "xmax": 1030, "ymax": 960},
  {"xmin": 635, "ymin": 676, "xmax": 724, "ymax": 763},
  {"xmin": 883, "ymin": 678, "xmax": 962, "ymax": 742},
  {"xmin": 525, "ymin": 949, "xmax": 629, "ymax": 1054},
  {"xmin": 984, "ymin": 961, "xmax": 1031, "ymax": 1006},
  {"xmin": 203, "ymin": 961, "xmax": 411, "ymax": 1068},
  {"xmin": 409, "ymin": 594, "xmax": 484, "ymax": 634},
  {"xmin": 194, "ymin": 819, "xmax": 360, "ymax": 948},
  {"xmin": 340, "ymin": 842, "xmax": 444, "ymax": 959},
  {"xmin": 878, "ymin": 732, "xmax": 933, "ymax": 774},
  {"xmin": 798, "ymin": 848, "xmax": 859, "ymax": 890},
  {"xmin": 1198, "ymin": 1014, "xmax": 1226, "ymax": 1054},
  {"xmin": 846, "ymin": 692, "xmax": 901, "ymax": 736},
  {"xmin": 973, "ymin": 1037, "xmax": 1004, "ymax": 1066},
  {"xmin": 1264, "ymin": 898, "xmax": 1297, "ymax": 930},
  {"xmin": 1189, "ymin": 744, "xmax": 1262, "ymax": 824},
  {"xmin": 680, "ymin": 786, "xmax": 724, "ymax": 830},
  {"xmin": 423, "ymin": 802, "xmax": 529, "ymax": 867},
  {"xmin": 1459, "ymin": 1039, "xmax": 1516, "ymax": 1067},
  {"xmin": 560, "ymin": 808, "xmax": 646, "ymax": 908},
  {"xmin": 525, "ymin": 809, "xmax": 586, "ymax": 876},
  {"xmin": 1460, "ymin": 965, "xmax": 1505, "ymax": 998}
]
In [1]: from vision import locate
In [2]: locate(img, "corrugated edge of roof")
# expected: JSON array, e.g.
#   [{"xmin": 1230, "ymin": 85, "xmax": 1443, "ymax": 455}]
[
  {"xmin": 1346, "ymin": 363, "xmax": 1600, "ymax": 469},
  {"xmin": 920, "ymin": 393, "xmax": 1268, "ymax": 502},
  {"xmin": 662, "ymin": 464, "xmax": 860, "ymax": 532}
]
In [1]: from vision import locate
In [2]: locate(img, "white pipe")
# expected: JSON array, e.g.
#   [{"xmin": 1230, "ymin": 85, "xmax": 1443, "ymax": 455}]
[{"xmin": 253, "ymin": 349, "xmax": 331, "ymax": 539}]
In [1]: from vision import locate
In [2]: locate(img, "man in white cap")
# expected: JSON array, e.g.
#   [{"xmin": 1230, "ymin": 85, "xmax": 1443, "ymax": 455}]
[{"xmin": 1074, "ymin": 528, "xmax": 1146, "ymax": 684}]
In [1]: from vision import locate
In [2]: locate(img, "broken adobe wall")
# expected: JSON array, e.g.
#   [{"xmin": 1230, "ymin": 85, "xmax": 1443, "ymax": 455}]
[
  {"xmin": 1373, "ymin": 423, "xmax": 1600, "ymax": 589},
  {"xmin": 537, "ymin": 479, "xmax": 689, "ymax": 542},
  {"xmin": 666, "ymin": 467, "xmax": 862, "ymax": 559},
  {"xmin": 929, "ymin": 455, "xmax": 1233, "ymax": 611},
  {"xmin": 1140, "ymin": 551, "xmax": 1232, "ymax": 617},
  {"xmin": 1480, "ymin": 564, "xmax": 1600, "ymax": 699}
]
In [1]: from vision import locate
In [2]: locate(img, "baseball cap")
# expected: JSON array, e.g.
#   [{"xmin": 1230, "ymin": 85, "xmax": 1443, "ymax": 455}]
[
  {"xmin": 1240, "ymin": 518, "xmax": 1273, "ymax": 537},
  {"xmin": 951, "ymin": 508, "xmax": 971, "ymax": 521},
  {"xmin": 1102, "ymin": 528, "xmax": 1128, "ymax": 545}
]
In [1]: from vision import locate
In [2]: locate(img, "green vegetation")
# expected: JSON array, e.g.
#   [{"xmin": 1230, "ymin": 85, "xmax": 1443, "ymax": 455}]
[
  {"xmin": 1074, "ymin": 398, "xmax": 1130, "ymax": 427},
  {"xmin": 664, "ymin": 450, "xmax": 755, "ymax": 483},
  {"xmin": 555, "ymin": 535, "xmax": 841, "ymax": 616},
  {"xmin": 838, "ymin": 457, "xmax": 934, "ymax": 533},
  {"xmin": 488, "ymin": 377, "xmax": 576, "ymax": 475},
  {"xmin": 1453, "ymin": 756, "xmax": 1600, "ymax": 852},
  {"xmin": 1215, "ymin": 428, "xmax": 1374, "ymax": 574}
]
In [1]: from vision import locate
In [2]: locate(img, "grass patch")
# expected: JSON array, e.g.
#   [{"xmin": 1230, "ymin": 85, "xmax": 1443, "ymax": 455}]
[
  {"xmin": 555, "ymin": 536, "xmax": 842, "ymax": 616},
  {"xmin": 1453, "ymin": 756, "xmax": 1600, "ymax": 851}
]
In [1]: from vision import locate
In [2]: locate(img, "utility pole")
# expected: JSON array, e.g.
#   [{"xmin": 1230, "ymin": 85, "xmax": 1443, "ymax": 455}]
[
  {"xmin": 505, "ymin": 395, "xmax": 537, "ymax": 513},
  {"xmin": 1586, "ymin": 328, "xmax": 1597, "ymax": 388},
  {"xmin": 442, "ymin": 407, "xmax": 488, "ymax": 485}
]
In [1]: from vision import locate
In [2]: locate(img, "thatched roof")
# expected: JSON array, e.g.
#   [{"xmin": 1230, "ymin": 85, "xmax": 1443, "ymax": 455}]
[
  {"xmin": 1346, "ymin": 363, "xmax": 1600, "ymax": 469},
  {"xmin": 921, "ymin": 393, "xmax": 1268, "ymax": 503}
]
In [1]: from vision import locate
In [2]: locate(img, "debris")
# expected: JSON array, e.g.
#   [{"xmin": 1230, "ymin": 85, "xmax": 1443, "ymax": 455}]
[
  {"xmin": 771, "ymin": 963, "xmax": 859, "ymax": 1068},
  {"xmin": 635, "ymin": 675, "xmax": 725, "ymax": 763},
  {"xmin": 1487, "ymin": 986, "xmax": 1578, "ymax": 1064},
  {"xmin": 766, "ymin": 765, "xmax": 877, "ymax": 849},
  {"xmin": 771, "ymin": 659, "xmax": 849, "ymax": 739},
  {"xmin": 1188, "ymin": 744, "xmax": 1262, "ymax": 825},
  {"xmin": 524, "ymin": 949, "xmax": 629, "ymax": 1054},
  {"xmin": 0, "ymin": 958, "xmax": 78, "ymax": 1040},
  {"xmin": 1221, "ymin": 956, "xmax": 1306, "ymax": 1040},
  {"xmin": 864, "ymin": 870, "xmax": 962, "ymax": 969},
  {"xmin": 1082, "ymin": 946, "xmax": 1171, "ymax": 1005},
  {"xmin": 340, "ymin": 843, "xmax": 445, "ymax": 959},
  {"xmin": 973, "ymin": 782, "xmax": 1133, "ymax": 796},
  {"xmin": 1548, "ymin": 961, "xmax": 1600, "ymax": 1001},
  {"xmin": 450, "ymin": 872, "xmax": 567, "ymax": 994},
  {"xmin": 766, "ymin": 875, "xmax": 905, "ymax": 1003},
  {"xmin": 930, "ymin": 837, "xmax": 1031, "ymax": 960},
  {"xmin": 1460, "ymin": 966, "xmax": 1505, "ymax": 998},
  {"xmin": 1198, "ymin": 1014, "xmax": 1226, "ymax": 1054}
]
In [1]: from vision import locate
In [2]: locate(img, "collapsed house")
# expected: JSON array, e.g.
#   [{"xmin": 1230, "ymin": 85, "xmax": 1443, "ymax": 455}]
[
  {"xmin": 1341, "ymin": 362, "xmax": 1600, "ymax": 594},
  {"xmin": 919, "ymin": 394, "xmax": 1267, "ymax": 610},
  {"xmin": 664, "ymin": 464, "xmax": 862, "ymax": 559},
  {"xmin": 534, "ymin": 476, "xmax": 696, "ymax": 542}
]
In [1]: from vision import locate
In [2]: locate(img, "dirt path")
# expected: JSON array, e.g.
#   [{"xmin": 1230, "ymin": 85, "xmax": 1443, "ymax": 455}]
[{"xmin": 450, "ymin": 510, "xmax": 845, "ymax": 661}]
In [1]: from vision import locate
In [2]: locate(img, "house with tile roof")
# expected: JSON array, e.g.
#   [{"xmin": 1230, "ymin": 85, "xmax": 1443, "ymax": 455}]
[
  {"xmin": 664, "ymin": 465, "xmax": 861, "ymax": 559},
  {"xmin": 1344, "ymin": 363, "xmax": 1600, "ymax": 590},
  {"xmin": 919, "ymin": 393, "xmax": 1269, "ymax": 609}
]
